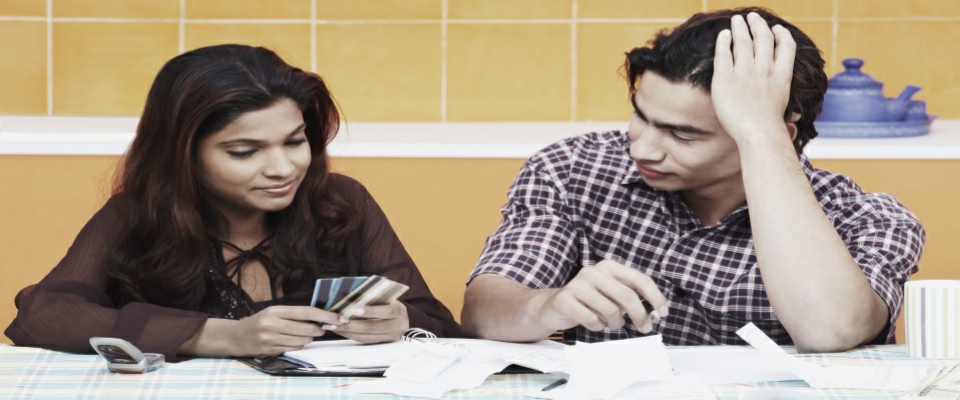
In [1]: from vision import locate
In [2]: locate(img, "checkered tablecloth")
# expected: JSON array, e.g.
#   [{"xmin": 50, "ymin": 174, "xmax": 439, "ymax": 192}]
[{"xmin": 0, "ymin": 344, "xmax": 955, "ymax": 399}]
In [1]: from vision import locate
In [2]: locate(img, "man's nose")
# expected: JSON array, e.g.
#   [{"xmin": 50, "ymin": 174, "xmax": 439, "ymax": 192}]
[{"xmin": 629, "ymin": 127, "xmax": 666, "ymax": 162}]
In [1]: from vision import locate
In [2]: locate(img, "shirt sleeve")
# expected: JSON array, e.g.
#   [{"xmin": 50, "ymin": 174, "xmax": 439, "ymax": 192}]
[
  {"xmin": 4, "ymin": 199, "xmax": 208, "ymax": 359},
  {"xmin": 468, "ymin": 161, "xmax": 581, "ymax": 289},
  {"xmin": 348, "ymin": 180, "xmax": 461, "ymax": 338},
  {"xmin": 827, "ymin": 190, "xmax": 925, "ymax": 344}
]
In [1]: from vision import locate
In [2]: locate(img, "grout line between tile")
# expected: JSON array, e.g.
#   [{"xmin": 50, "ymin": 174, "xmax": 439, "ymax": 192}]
[
  {"xmin": 702, "ymin": 0, "xmax": 708, "ymax": 12},
  {"xmin": 1, "ymin": 15, "xmax": 956, "ymax": 24},
  {"xmin": 838, "ymin": 16, "xmax": 960, "ymax": 21},
  {"xmin": 310, "ymin": 0, "xmax": 317, "ymax": 72},
  {"xmin": 0, "ymin": 16, "xmax": 46, "ymax": 21},
  {"xmin": 315, "ymin": 19, "xmax": 440, "ymax": 25},
  {"xmin": 0, "ymin": 15, "xmax": 861, "ymax": 25},
  {"xmin": 446, "ymin": 19, "xmax": 573, "ymax": 24},
  {"xmin": 178, "ymin": 0, "xmax": 185, "ymax": 53},
  {"xmin": 570, "ymin": 0, "xmax": 577, "ymax": 121},
  {"xmin": 440, "ymin": 0, "xmax": 448, "ymax": 122},
  {"xmin": 831, "ymin": 0, "xmax": 839, "ymax": 73},
  {"xmin": 185, "ymin": 18, "xmax": 310, "ymax": 24},
  {"xmin": 576, "ymin": 18, "xmax": 700, "ymax": 23},
  {"xmin": 51, "ymin": 17, "xmax": 180, "ymax": 23},
  {"xmin": 46, "ymin": 0, "xmax": 52, "ymax": 115}
]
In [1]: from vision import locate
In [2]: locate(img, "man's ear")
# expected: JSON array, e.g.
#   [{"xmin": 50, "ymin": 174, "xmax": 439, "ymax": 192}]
[
  {"xmin": 785, "ymin": 122, "xmax": 798, "ymax": 142},
  {"xmin": 785, "ymin": 112, "xmax": 801, "ymax": 142}
]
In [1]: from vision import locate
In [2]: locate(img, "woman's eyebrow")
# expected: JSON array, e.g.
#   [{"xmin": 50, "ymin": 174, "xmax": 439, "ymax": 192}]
[{"xmin": 218, "ymin": 123, "xmax": 307, "ymax": 146}]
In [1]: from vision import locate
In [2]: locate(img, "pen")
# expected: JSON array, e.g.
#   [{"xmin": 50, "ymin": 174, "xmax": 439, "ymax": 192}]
[
  {"xmin": 541, "ymin": 378, "xmax": 567, "ymax": 392},
  {"xmin": 640, "ymin": 296, "xmax": 661, "ymax": 323}
]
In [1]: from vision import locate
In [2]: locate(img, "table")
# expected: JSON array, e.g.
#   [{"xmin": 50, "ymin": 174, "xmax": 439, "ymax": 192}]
[{"xmin": 0, "ymin": 344, "xmax": 955, "ymax": 399}]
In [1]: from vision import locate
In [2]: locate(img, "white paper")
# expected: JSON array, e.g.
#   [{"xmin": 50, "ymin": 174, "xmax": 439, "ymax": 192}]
[
  {"xmin": 452, "ymin": 338, "xmax": 567, "ymax": 361},
  {"xmin": 383, "ymin": 343, "xmax": 466, "ymax": 383},
  {"xmin": 512, "ymin": 348, "xmax": 569, "ymax": 374},
  {"xmin": 532, "ymin": 335, "xmax": 674, "ymax": 400},
  {"xmin": 609, "ymin": 374, "xmax": 716, "ymax": 400},
  {"xmin": 736, "ymin": 323, "xmax": 936, "ymax": 391},
  {"xmin": 667, "ymin": 346, "xmax": 798, "ymax": 385},
  {"xmin": 284, "ymin": 339, "xmax": 419, "ymax": 369},
  {"xmin": 900, "ymin": 363, "xmax": 960, "ymax": 400},
  {"xmin": 737, "ymin": 387, "xmax": 822, "ymax": 400},
  {"xmin": 284, "ymin": 338, "xmax": 561, "ymax": 369},
  {"xmin": 350, "ymin": 353, "xmax": 510, "ymax": 398}
]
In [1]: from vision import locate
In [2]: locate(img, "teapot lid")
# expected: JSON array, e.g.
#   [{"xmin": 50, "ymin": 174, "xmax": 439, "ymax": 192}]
[{"xmin": 829, "ymin": 58, "xmax": 883, "ymax": 89}]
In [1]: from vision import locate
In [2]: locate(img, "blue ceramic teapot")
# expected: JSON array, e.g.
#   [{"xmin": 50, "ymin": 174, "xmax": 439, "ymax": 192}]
[{"xmin": 818, "ymin": 58, "xmax": 921, "ymax": 122}]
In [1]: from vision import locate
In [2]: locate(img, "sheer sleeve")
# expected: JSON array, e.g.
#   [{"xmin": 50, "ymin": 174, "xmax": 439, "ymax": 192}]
[
  {"xmin": 338, "ymin": 176, "xmax": 461, "ymax": 338},
  {"xmin": 4, "ymin": 198, "xmax": 208, "ymax": 359}
]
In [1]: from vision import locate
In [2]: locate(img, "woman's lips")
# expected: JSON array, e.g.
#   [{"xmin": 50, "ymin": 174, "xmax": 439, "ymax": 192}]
[
  {"xmin": 636, "ymin": 164, "xmax": 669, "ymax": 179},
  {"xmin": 257, "ymin": 181, "xmax": 295, "ymax": 195}
]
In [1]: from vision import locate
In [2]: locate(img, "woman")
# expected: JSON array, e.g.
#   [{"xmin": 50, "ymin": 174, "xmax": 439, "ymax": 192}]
[{"xmin": 5, "ymin": 44, "xmax": 460, "ymax": 359}]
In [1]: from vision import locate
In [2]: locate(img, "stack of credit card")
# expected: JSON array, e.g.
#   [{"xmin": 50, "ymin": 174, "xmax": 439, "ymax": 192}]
[{"xmin": 309, "ymin": 276, "xmax": 409, "ymax": 318}]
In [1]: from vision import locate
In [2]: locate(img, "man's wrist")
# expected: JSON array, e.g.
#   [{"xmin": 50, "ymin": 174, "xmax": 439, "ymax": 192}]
[
  {"xmin": 527, "ymin": 287, "xmax": 564, "ymax": 332},
  {"xmin": 732, "ymin": 125, "xmax": 795, "ymax": 155}
]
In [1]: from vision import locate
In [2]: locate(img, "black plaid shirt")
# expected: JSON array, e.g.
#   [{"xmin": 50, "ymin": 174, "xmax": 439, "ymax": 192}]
[{"xmin": 469, "ymin": 130, "xmax": 924, "ymax": 345}]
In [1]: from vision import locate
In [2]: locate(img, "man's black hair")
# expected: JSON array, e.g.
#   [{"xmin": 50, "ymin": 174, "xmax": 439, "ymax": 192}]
[{"xmin": 624, "ymin": 7, "xmax": 828, "ymax": 154}]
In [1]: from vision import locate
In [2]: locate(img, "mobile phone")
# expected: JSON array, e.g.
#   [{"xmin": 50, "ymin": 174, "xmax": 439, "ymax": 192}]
[{"xmin": 89, "ymin": 337, "xmax": 165, "ymax": 373}]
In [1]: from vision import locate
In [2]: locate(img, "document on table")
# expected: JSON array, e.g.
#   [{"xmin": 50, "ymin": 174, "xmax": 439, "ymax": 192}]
[
  {"xmin": 283, "ymin": 339, "xmax": 417, "ymax": 371},
  {"xmin": 529, "ymin": 335, "xmax": 675, "ymax": 400},
  {"xmin": 736, "ymin": 323, "xmax": 936, "ymax": 391},
  {"xmin": 900, "ymin": 363, "xmax": 960, "ymax": 400},
  {"xmin": 283, "ymin": 337, "xmax": 564, "ymax": 373},
  {"xmin": 667, "ymin": 346, "xmax": 798, "ymax": 385},
  {"xmin": 350, "ymin": 352, "xmax": 510, "ymax": 398},
  {"xmin": 330, "ymin": 338, "xmax": 565, "ymax": 398},
  {"xmin": 609, "ymin": 374, "xmax": 716, "ymax": 400}
]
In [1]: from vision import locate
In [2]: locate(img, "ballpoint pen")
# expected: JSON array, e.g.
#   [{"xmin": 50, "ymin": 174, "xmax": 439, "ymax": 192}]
[
  {"xmin": 640, "ymin": 296, "xmax": 662, "ymax": 323},
  {"xmin": 541, "ymin": 378, "xmax": 567, "ymax": 392}
]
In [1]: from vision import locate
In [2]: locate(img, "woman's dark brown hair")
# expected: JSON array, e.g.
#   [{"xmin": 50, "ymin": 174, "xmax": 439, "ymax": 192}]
[
  {"xmin": 104, "ymin": 44, "xmax": 359, "ymax": 311},
  {"xmin": 624, "ymin": 7, "xmax": 828, "ymax": 154}
]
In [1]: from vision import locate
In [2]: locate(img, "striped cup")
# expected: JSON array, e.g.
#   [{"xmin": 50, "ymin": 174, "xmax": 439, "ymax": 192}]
[{"xmin": 904, "ymin": 280, "xmax": 960, "ymax": 359}]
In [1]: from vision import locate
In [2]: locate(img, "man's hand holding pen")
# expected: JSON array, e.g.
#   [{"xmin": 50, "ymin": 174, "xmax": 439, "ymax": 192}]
[{"xmin": 534, "ymin": 260, "xmax": 668, "ymax": 334}]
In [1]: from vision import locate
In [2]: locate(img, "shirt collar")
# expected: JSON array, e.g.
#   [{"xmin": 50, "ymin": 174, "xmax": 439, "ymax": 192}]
[{"xmin": 614, "ymin": 131, "xmax": 646, "ymax": 186}]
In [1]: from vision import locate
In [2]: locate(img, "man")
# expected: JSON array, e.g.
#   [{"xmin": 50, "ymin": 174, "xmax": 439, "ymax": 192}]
[{"xmin": 461, "ymin": 8, "xmax": 924, "ymax": 352}]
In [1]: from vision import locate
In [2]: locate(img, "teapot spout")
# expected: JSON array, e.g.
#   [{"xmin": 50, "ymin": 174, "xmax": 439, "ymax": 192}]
[{"xmin": 887, "ymin": 85, "xmax": 922, "ymax": 121}]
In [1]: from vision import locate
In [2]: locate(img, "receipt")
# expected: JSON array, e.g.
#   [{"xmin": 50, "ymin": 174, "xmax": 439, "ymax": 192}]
[
  {"xmin": 384, "ymin": 343, "xmax": 465, "ymax": 383},
  {"xmin": 736, "ymin": 323, "xmax": 935, "ymax": 391}
]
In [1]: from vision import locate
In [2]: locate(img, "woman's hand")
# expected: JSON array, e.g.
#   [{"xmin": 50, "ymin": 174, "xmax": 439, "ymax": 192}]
[
  {"xmin": 333, "ymin": 301, "xmax": 410, "ymax": 344},
  {"xmin": 181, "ymin": 306, "xmax": 348, "ymax": 357}
]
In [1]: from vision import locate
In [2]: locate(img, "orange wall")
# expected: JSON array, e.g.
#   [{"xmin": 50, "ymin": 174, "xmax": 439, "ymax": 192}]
[
  {"xmin": 1, "ymin": 0, "xmax": 959, "ymax": 120},
  {"xmin": 2, "ymin": 155, "xmax": 958, "ymax": 344}
]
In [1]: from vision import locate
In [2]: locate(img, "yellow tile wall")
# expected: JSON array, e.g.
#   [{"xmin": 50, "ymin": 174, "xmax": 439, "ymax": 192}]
[
  {"xmin": 1, "ymin": 0, "xmax": 958, "ymax": 119},
  {"xmin": 185, "ymin": 23, "xmax": 313, "ymax": 71},
  {"xmin": 0, "ymin": 21, "xmax": 46, "ymax": 114},
  {"xmin": 447, "ymin": 23, "xmax": 571, "ymax": 121},
  {"xmin": 53, "ymin": 0, "xmax": 179, "ymax": 19},
  {"xmin": 0, "ymin": 0, "xmax": 46, "ymax": 17},
  {"xmin": 318, "ymin": 23, "xmax": 442, "ymax": 121},
  {"xmin": 53, "ymin": 22, "xmax": 179, "ymax": 115}
]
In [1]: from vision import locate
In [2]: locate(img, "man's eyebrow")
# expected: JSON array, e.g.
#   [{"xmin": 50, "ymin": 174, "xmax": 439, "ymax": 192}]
[
  {"xmin": 631, "ymin": 96, "xmax": 712, "ymax": 135},
  {"xmin": 218, "ymin": 123, "xmax": 306, "ymax": 146}
]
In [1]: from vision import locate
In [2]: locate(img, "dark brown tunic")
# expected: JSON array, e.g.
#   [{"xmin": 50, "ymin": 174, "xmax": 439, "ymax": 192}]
[{"xmin": 5, "ymin": 174, "xmax": 460, "ymax": 358}]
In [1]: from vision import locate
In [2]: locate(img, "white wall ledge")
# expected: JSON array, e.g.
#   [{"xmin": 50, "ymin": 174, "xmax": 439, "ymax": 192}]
[{"xmin": 2, "ymin": 116, "xmax": 960, "ymax": 159}]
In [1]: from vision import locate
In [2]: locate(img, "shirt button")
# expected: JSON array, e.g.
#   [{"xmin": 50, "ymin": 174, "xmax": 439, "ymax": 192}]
[{"xmin": 673, "ymin": 287, "xmax": 687, "ymax": 298}]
